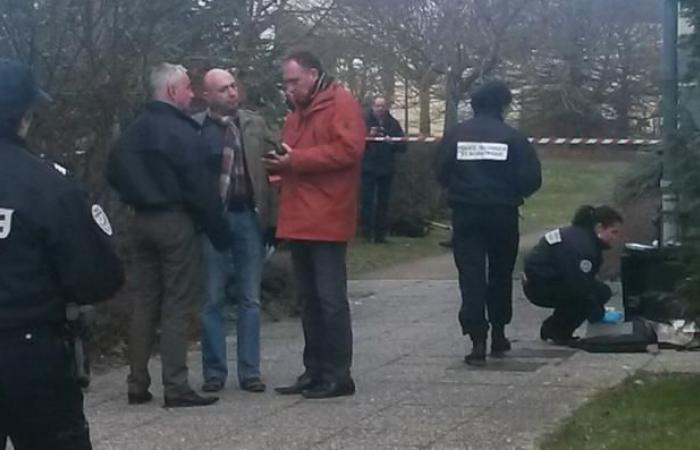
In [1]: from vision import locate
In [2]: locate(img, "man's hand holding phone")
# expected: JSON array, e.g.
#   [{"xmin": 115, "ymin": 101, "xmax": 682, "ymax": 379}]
[{"xmin": 262, "ymin": 143, "xmax": 292, "ymax": 173}]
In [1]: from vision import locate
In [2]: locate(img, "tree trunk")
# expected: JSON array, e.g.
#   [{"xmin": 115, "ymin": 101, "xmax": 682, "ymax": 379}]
[
  {"xmin": 444, "ymin": 72, "xmax": 460, "ymax": 134},
  {"xmin": 418, "ymin": 82, "xmax": 431, "ymax": 135},
  {"xmin": 381, "ymin": 64, "xmax": 396, "ymax": 105}
]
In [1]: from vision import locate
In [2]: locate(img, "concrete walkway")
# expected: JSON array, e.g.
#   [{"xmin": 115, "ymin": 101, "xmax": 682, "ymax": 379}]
[{"xmin": 85, "ymin": 254, "xmax": 700, "ymax": 450}]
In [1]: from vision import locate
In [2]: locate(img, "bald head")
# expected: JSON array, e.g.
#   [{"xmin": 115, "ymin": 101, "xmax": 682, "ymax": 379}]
[{"xmin": 202, "ymin": 68, "xmax": 240, "ymax": 114}]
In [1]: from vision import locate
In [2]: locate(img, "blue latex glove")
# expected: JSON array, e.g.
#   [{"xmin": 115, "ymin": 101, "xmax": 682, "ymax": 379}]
[{"xmin": 602, "ymin": 310, "xmax": 623, "ymax": 323}]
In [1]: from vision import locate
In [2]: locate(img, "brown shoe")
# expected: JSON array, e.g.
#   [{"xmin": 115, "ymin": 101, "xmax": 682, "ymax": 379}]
[{"xmin": 240, "ymin": 378, "xmax": 266, "ymax": 393}]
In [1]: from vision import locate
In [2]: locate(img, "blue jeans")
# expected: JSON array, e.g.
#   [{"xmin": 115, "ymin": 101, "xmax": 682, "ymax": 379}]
[{"xmin": 201, "ymin": 207, "xmax": 263, "ymax": 384}]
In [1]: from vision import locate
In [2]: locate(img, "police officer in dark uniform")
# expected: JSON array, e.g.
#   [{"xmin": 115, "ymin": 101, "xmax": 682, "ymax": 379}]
[
  {"xmin": 523, "ymin": 205, "xmax": 623, "ymax": 344},
  {"xmin": 0, "ymin": 59, "xmax": 124, "ymax": 449},
  {"xmin": 436, "ymin": 80, "xmax": 541, "ymax": 365}
]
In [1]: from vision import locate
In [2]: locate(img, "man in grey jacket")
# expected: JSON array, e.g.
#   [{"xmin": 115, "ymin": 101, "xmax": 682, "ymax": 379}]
[{"xmin": 195, "ymin": 68, "xmax": 277, "ymax": 393}]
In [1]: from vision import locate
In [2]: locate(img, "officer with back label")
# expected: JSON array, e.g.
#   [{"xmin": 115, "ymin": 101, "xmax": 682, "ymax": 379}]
[
  {"xmin": 0, "ymin": 58, "xmax": 125, "ymax": 449},
  {"xmin": 436, "ymin": 80, "xmax": 542, "ymax": 366}
]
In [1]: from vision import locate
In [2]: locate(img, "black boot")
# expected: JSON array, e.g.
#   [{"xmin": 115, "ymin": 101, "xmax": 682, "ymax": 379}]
[
  {"xmin": 491, "ymin": 324, "xmax": 511, "ymax": 356},
  {"xmin": 540, "ymin": 321, "xmax": 554, "ymax": 341},
  {"xmin": 464, "ymin": 334, "xmax": 487, "ymax": 366},
  {"xmin": 540, "ymin": 321, "xmax": 578, "ymax": 346}
]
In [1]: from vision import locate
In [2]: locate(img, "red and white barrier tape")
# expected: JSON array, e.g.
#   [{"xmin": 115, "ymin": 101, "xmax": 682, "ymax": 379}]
[{"xmin": 366, "ymin": 136, "xmax": 661, "ymax": 146}]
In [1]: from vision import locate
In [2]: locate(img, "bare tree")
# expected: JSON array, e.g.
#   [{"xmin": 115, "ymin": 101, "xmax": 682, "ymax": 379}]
[
  {"xmin": 326, "ymin": 0, "xmax": 536, "ymax": 133},
  {"xmin": 516, "ymin": 0, "xmax": 662, "ymax": 137}
]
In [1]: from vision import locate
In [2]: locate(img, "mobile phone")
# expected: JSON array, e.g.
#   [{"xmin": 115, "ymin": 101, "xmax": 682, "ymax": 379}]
[{"xmin": 275, "ymin": 143, "xmax": 288, "ymax": 156}]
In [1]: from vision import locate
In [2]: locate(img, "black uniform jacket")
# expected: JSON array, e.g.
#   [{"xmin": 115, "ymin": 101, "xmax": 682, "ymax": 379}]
[
  {"xmin": 524, "ymin": 225, "xmax": 611, "ymax": 305},
  {"xmin": 107, "ymin": 101, "xmax": 230, "ymax": 250},
  {"xmin": 0, "ymin": 132, "xmax": 124, "ymax": 331},
  {"xmin": 362, "ymin": 112, "xmax": 406, "ymax": 176},
  {"xmin": 436, "ymin": 111, "xmax": 541, "ymax": 207}
]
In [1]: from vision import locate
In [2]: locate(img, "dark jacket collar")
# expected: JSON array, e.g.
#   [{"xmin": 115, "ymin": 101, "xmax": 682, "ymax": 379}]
[
  {"xmin": 367, "ymin": 112, "xmax": 396, "ymax": 126},
  {"xmin": 145, "ymin": 101, "xmax": 200, "ymax": 127},
  {"xmin": 299, "ymin": 80, "xmax": 340, "ymax": 117},
  {"xmin": 573, "ymin": 225, "xmax": 608, "ymax": 251},
  {"xmin": 473, "ymin": 108, "xmax": 504, "ymax": 122},
  {"xmin": 199, "ymin": 108, "xmax": 254, "ymax": 130}
]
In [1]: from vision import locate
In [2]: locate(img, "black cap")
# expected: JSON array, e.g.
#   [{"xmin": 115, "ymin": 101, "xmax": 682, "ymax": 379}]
[{"xmin": 0, "ymin": 58, "xmax": 51, "ymax": 117}]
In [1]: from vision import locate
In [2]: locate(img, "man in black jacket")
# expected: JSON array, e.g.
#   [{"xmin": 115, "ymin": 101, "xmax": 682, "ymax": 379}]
[
  {"xmin": 0, "ymin": 58, "xmax": 124, "ymax": 450},
  {"xmin": 436, "ymin": 80, "xmax": 541, "ymax": 365},
  {"xmin": 107, "ymin": 63, "xmax": 230, "ymax": 408},
  {"xmin": 361, "ymin": 96, "xmax": 406, "ymax": 243}
]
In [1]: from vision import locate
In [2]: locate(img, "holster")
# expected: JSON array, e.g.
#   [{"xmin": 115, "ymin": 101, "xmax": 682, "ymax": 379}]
[{"xmin": 65, "ymin": 303, "xmax": 96, "ymax": 388}]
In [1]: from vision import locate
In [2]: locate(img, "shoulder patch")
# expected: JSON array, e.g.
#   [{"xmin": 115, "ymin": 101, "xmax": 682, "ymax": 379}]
[
  {"xmin": 579, "ymin": 259, "xmax": 593, "ymax": 274},
  {"xmin": 91, "ymin": 205, "xmax": 113, "ymax": 236},
  {"xmin": 544, "ymin": 229, "xmax": 562, "ymax": 245},
  {"xmin": 52, "ymin": 162, "xmax": 68, "ymax": 176},
  {"xmin": 0, "ymin": 208, "xmax": 14, "ymax": 239}
]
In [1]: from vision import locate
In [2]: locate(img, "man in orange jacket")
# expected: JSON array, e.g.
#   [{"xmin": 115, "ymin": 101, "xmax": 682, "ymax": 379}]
[{"xmin": 263, "ymin": 50, "xmax": 365, "ymax": 399}]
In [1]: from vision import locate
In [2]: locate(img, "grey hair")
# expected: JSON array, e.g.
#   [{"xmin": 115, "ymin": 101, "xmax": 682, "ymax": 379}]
[{"xmin": 149, "ymin": 63, "xmax": 188, "ymax": 97}]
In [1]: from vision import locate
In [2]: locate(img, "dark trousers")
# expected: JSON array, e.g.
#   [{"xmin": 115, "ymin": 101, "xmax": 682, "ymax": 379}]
[
  {"xmin": 0, "ymin": 328, "xmax": 92, "ymax": 450},
  {"xmin": 524, "ymin": 278, "xmax": 611, "ymax": 338},
  {"xmin": 360, "ymin": 172, "xmax": 393, "ymax": 240},
  {"xmin": 127, "ymin": 210, "xmax": 202, "ymax": 398},
  {"xmin": 452, "ymin": 205, "xmax": 520, "ymax": 338},
  {"xmin": 290, "ymin": 241, "xmax": 353, "ymax": 382}
]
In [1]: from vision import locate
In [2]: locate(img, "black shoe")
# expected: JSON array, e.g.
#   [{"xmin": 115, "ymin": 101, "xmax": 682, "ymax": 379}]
[
  {"xmin": 491, "ymin": 336, "xmax": 511, "ymax": 356},
  {"xmin": 163, "ymin": 391, "xmax": 219, "ymax": 408},
  {"xmin": 540, "ymin": 324, "xmax": 578, "ymax": 346},
  {"xmin": 274, "ymin": 373, "xmax": 319, "ymax": 395},
  {"xmin": 302, "ymin": 379, "xmax": 356, "ymax": 399},
  {"xmin": 540, "ymin": 324, "xmax": 552, "ymax": 341},
  {"xmin": 240, "ymin": 378, "xmax": 266, "ymax": 393},
  {"xmin": 552, "ymin": 335, "xmax": 580, "ymax": 346},
  {"xmin": 465, "ymin": 341, "xmax": 487, "ymax": 366},
  {"xmin": 491, "ymin": 325, "xmax": 511, "ymax": 356},
  {"xmin": 201, "ymin": 378, "xmax": 225, "ymax": 393},
  {"xmin": 128, "ymin": 391, "xmax": 153, "ymax": 405}
]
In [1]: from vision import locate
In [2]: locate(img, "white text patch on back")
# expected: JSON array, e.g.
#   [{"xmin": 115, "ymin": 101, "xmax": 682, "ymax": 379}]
[{"xmin": 457, "ymin": 142, "xmax": 508, "ymax": 161}]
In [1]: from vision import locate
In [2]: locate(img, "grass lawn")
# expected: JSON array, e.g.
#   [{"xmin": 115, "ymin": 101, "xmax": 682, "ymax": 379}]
[
  {"xmin": 347, "ymin": 227, "xmax": 452, "ymax": 276},
  {"xmin": 520, "ymin": 157, "xmax": 630, "ymax": 235},
  {"xmin": 347, "ymin": 156, "xmax": 631, "ymax": 276},
  {"xmin": 541, "ymin": 373, "xmax": 700, "ymax": 450}
]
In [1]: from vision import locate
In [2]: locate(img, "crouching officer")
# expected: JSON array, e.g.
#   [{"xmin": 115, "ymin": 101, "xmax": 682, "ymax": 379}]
[
  {"xmin": 0, "ymin": 59, "xmax": 125, "ymax": 449},
  {"xmin": 436, "ymin": 80, "xmax": 542, "ymax": 365},
  {"xmin": 523, "ymin": 205, "xmax": 623, "ymax": 345}
]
